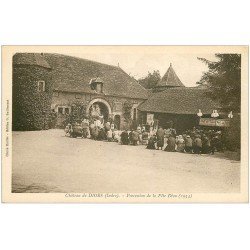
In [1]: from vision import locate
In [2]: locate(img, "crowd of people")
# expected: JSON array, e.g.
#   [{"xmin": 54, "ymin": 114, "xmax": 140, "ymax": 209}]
[
  {"xmin": 65, "ymin": 119, "xmax": 224, "ymax": 155},
  {"xmin": 145, "ymin": 126, "xmax": 224, "ymax": 154}
]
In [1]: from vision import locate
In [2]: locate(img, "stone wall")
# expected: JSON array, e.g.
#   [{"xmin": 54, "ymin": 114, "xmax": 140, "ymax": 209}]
[
  {"xmin": 13, "ymin": 65, "xmax": 53, "ymax": 131},
  {"xmin": 51, "ymin": 90, "xmax": 145, "ymax": 129}
]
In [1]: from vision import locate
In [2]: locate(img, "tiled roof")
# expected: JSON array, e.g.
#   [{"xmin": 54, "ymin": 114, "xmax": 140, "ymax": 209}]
[
  {"xmin": 13, "ymin": 53, "xmax": 148, "ymax": 99},
  {"xmin": 13, "ymin": 53, "xmax": 51, "ymax": 69},
  {"xmin": 138, "ymin": 87, "xmax": 220, "ymax": 114},
  {"xmin": 45, "ymin": 53, "xmax": 148, "ymax": 99},
  {"xmin": 156, "ymin": 63, "xmax": 185, "ymax": 87}
]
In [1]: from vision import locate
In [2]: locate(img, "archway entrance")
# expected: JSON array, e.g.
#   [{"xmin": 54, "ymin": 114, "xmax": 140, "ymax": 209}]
[
  {"xmin": 90, "ymin": 102, "xmax": 109, "ymax": 121},
  {"xmin": 86, "ymin": 99, "xmax": 112, "ymax": 123}
]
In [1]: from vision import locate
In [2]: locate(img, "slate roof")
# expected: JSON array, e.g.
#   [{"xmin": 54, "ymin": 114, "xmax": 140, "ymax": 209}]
[
  {"xmin": 13, "ymin": 53, "xmax": 51, "ymax": 69},
  {"xmin": 46, "ymin": 53, "xmax": 148, "ymax": 99},
  {"xmin": 13, "ymin": 53, "xmax": 148, "ymax": 99},
  {"xmin": 156, "ymin": 63, "xmax": 185, "ymax": 87},
  {"xmin": 138, "ymin": 87, "xmax": 220, "ymax": 114}
]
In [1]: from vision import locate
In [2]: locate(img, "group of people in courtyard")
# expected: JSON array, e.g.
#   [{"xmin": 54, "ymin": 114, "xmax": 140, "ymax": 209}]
[
  {"xmin": 65, "ymin": 118, "xmax": 224, "ymax": 155},
  {"xmin": 145, "ymin": 126, "xmax": 224, "ymax": 154}
]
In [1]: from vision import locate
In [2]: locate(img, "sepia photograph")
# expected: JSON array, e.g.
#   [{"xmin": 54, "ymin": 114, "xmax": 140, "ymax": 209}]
[
  {"xmin": 1, "ymin": 1, "xmax": 250, "ymax": 250},
  {"xmin": 1, "ymin": 46, "xmax": 248, "ymax": 202}
]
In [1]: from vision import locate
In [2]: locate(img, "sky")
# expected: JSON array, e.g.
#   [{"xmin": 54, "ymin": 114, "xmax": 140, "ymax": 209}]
[{"xmin": 64, "ymin": 51, "xmax": 217, "ymax": 87}]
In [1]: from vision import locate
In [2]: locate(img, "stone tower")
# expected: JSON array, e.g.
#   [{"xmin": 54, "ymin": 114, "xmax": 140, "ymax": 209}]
[
  {"xmin": 154, "ymin": 63, "xmax": 185, "ymax": 92},
  {"xmin": 12, "ymin": 53, "xmax": 53, "ymax": 130}
]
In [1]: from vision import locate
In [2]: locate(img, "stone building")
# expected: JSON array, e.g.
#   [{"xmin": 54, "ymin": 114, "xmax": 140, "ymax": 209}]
[
  {"xmin": 12, "ymin": 53, "xmax": 148, "ymax": 130},
  {"xmin": 138, "ymin": 64, "xmax": 225, "ymax": 133},
  {"xmin": 13, "ymin": 53, "xmax": 225, "ymax": 133},
  {"xmin": 13, "ymin": 53, "xmax": 53, "ymax": 130}
]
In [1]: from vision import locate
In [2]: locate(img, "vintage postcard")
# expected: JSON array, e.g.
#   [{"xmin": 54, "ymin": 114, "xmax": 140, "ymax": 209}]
[{"xmin": 1, "ymin": 45, "xmax": 248, "ymax": 203}]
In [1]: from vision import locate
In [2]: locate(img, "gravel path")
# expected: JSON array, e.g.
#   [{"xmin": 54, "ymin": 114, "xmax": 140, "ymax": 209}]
[{"xmin": 12, "ymin": 129, "xmax": 240, "ymax": 193}]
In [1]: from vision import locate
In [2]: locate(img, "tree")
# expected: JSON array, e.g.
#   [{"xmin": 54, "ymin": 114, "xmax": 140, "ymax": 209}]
[
  {"xmin": 123, "ymin": 101, "xmax": 133, "ymax": 129},
  {"xmin": 70, "ymin": 102, "xmax": 87, "ymax": 123},
  {"xmin": 138, "ymin": 70, "xmax": 161, "ymax": 89},
  {"xmin": 197, "ymin": 54, "xmax": 241, "ymax": 112},
  {"xmin": 198, "ymin": 54, "xmax": 241, "ymax": 152}
]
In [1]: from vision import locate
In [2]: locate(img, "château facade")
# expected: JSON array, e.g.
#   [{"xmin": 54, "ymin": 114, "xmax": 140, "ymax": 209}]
[{"xmin": 12, "ymin": 53, "xmax": 148, "ymax": 130}]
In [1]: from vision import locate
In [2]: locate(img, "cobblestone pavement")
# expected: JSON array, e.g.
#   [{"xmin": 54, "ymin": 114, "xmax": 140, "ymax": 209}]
[{"xmin": 12, "ymin": 129, "xmax": 240, "ymax": 193}]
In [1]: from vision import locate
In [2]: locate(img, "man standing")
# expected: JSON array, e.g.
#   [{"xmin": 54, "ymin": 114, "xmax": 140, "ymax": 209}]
[
  {"xmin": 156, "ymin": 126, "xmax": 165, "ymax": 150},
  {"xmin": 202, "ymin": 135, "xmax": 211, "ymax": 154},
  {"xmin": 193, "ymin": 135, "xmax": 202, "ymax": 154}
]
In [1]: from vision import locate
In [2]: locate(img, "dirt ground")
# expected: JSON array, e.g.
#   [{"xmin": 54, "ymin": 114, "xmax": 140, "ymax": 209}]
[{"xmin": 12, "ymin": 129, "xmax": 240, "ymax": 193}]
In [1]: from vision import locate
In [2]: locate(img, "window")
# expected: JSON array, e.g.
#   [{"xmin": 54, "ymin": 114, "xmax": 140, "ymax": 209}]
[
  {"xmin": 75, "ymin": 93, "xmax": 82, "ymax": 99},
  {"xmin": 65, "ymin": 108, "xmax": 70, "ymax": 114},
  {"xmin": 37, "ymin": 81, "xmax": 45, "ymax": 92},
  {"xmin": 96, "ymin": 83, "xmax": 103, "ymax": 93},
  {"xmin": 57, "ymin": 106, "xmax": 71, "ymax": 115},
  {"xmin": 58, "ymin": 107, "xmax": 63, "ymax": 114}
]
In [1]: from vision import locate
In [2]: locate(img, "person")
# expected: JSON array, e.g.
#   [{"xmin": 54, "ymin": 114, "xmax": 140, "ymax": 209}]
[
  {"xmin": 216, "ymin": 131, "xmax": 224, "ymax": 152},
  {"xmin": 137, "ymin": 124, "xmax": 142, "ymax": 133},
  {"xmin": 138, "ymin": 130, "xmax": 143, "ymax": 145},
  {"xmin": 164, "ymin": 134, "xmax": 176, "ymax": 152},
  {"xmin": 81, "ymin": 119, "xmax": 89, "ymax": 138},
  {"xmin": 202, "ymin": 135, "xmax": 211, "ymax": 154},
  {"xmin": 171, "ymin": 128, "xmax": 177, "ymax": 137},
  {"xmin": 142, "ymin": 130, "xmax": 149, "ymax": 145},
  {"xmin": 64, "ymin": 123, "xmax": 72, "ymax": 136},
  {"xmin": 211, "ymin": 135, "xmax": 220, "ymax": 154},
  {"xmin": 149, "ymin": 127, "xmax": 155, "ymax": 137},
  {"xmin": 97, "ymin": 128, "xmax": 106, "ymax": 141},
  {"xmin": 165, "ymin": 128, "xmax": 172, "ymax": 138},
  {"xmin": 113, "ymin": 129, "xmax": 120, "ymax": 143},
  {"xmin": 131, "ymin": 129, "xmax": 139, "ymax": 146},
  {"xmin": 193, "ymin": 135, "xmax": 202, "ymax": 154},
  {"xmin": 129, "ymin": 130, "xmax": 133, "ymax": 144},
  {"xmin": 104, "ymin": 121, "xmax": 111, "ymax": 132},
  {"xmin": 120, "ymin": 130, "xmax": 129, "ymax": 145},
  {"xmin": 107, "ymin": 129, "xmax": 113, "ymax": 142},
  {"xmin": 176, "ymin": 135, "xmax": 185, "ymax": 152},
  {"xmin": 89, "ymin": 123, "xmax": 95, "ymax": 138},
  {"xmin": 147, "ymin": 135, "xmax": 156, "ymax": 149},
  {"xmin": 92, "ymin": 126, "xmax": 99, "ymax": 140},
  {"xmin": 185, "ymin": 135, "xmax": 193, "ymax": 153},
  {"xmin": 156, "ymin": 126, "xmax": 165, "ymax": 150},
  {"xmin": 86, "ymin": 125, "xmax": 91, "ymax": 138}
]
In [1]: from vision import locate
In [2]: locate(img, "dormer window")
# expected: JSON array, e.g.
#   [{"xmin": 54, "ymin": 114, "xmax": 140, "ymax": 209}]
[
  {"xmin": 89, "ymin": 77, "xmax": 104, "ymax": 93},
  {"xmin": 96, "ymin": 82, "xmax": 103, "ymax": 93},
  {"xmin": 37, "ymin": 80, "xmax": 46, "ymax": 92}
]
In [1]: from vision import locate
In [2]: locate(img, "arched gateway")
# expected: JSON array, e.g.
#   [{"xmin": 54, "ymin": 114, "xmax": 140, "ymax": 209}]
[{"xmin": 86, "ymin": 98, "xmax": 112, "ymax": 122}]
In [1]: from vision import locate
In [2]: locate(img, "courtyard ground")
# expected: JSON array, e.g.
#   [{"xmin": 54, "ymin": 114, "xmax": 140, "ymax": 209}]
[{"xmin": 12, "ymin": 129, "xmax": 240, "ymax": 193}]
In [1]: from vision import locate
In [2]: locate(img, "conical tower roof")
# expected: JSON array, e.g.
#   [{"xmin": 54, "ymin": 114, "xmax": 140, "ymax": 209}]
[
  {"xmin": 157, "ymin": 63, "xmax": 185, "ymax": 87},
  {"xmin": 13, "ymin": 53, "xmax": 51, "ymax": 69}
]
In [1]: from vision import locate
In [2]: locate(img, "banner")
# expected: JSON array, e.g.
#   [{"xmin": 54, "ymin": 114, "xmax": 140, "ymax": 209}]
[
  {"xmin": 146, "ymin": 113, "xmax": 154, "ymax": 125},
  {"xmin": 215, "ymin": 119, "xmax": 230, "ymax": 127},
  {"xmin": 199, "ymin": 118, "xmax": 230, "ymax": 127}
]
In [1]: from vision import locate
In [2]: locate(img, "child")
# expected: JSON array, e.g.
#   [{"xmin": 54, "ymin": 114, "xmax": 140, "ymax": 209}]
[
  {"xmin": 64, "ymin": 123, "xmax": 72, "ymax": 137},
  {"xmin": 107, "ymin": 129, "xmax": 113, "ymax": 142}
]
